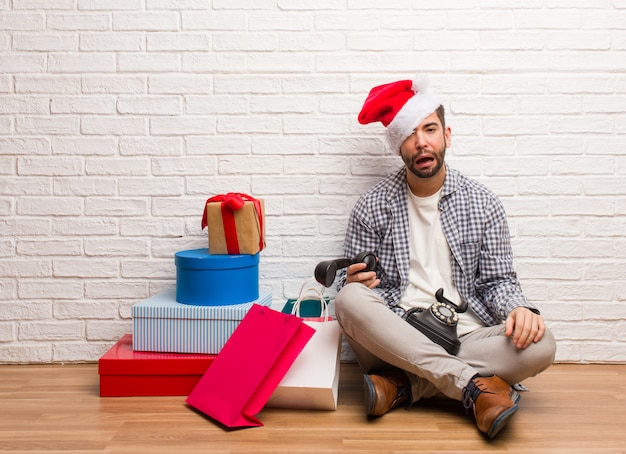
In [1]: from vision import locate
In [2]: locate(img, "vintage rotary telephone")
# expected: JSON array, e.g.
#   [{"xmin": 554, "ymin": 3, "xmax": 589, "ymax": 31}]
[
  {"xmin": 314, "ymin": 251, "xmax": 377, "ymax": 287},
  {"xmin": 314, "ymin": 252, "xmax": 467, "ymax": 356},
  {"xmin": 404, "ymin": 288, "xmax": 468, "ymax": 356}
]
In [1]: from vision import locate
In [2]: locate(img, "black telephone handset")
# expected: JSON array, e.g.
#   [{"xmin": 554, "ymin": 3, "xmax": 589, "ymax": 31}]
[
  {"xmin": 314, "ymin": 251, "xmax": 377, "ymax": 287},
  {"xmin": 314, "ymin": 253, "xmax": 466, "ymax": 356},
  {"xmin": 404, "ymin": 288, "xmax": 468, "ymax": 356}
]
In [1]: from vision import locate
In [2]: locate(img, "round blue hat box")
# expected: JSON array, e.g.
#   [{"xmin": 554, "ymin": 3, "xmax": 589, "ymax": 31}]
[{"xmin": 175, "ymin": 248, "xmax": 259, "ymax": 306}]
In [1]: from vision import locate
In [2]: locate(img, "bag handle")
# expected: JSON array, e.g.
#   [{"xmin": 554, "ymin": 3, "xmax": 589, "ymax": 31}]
[{"xmin": 290, "ymin": 278, "xmax": 332, "ymax": 321}]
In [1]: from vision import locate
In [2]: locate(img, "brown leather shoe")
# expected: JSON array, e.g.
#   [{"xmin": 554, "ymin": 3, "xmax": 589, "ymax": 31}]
[
  {"xmin": 363, "ymin": 370, "xmax": 410, "ymax": 417},
  {"xmin": 462, "ymin": 375, "xmax": 519, "ymax": 439}
]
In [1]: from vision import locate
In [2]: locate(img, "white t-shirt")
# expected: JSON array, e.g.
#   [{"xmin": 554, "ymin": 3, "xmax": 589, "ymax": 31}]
[{"xmin": 399, "ymin": 186, "xmax": 484, "ymax": 336}]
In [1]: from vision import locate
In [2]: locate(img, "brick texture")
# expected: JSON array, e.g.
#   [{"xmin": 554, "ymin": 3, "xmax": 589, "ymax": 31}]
[{"xmin": 1, "ymin": 2, "xmax": 625, "ymax": 363}]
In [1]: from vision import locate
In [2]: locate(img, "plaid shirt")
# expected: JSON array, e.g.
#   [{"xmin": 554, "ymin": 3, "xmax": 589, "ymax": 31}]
[{"xmin": 337, "ymin": 165, "xmax": 538, "ymax": 326}]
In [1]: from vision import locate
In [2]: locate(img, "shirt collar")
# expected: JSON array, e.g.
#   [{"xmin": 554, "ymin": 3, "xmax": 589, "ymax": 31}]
[{"xmin": 440, "ymin": 164, "xmax": 460, "ymax": 199}]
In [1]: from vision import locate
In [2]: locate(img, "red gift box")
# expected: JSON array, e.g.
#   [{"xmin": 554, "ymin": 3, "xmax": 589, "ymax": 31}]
[{"xmin": 98, "ymin": 334, "xmax": 216, "ymax": 397}]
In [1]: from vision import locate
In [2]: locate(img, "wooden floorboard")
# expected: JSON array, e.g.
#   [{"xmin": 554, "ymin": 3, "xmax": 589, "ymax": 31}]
[{"xmin": 0, "ymin": 363, "xmax": 625, "ymax": 453}]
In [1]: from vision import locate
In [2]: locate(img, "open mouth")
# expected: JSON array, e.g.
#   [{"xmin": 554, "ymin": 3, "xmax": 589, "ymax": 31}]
[{"xmin": 416, "ymin": 155, "xmax": 434, "ymax": 166}]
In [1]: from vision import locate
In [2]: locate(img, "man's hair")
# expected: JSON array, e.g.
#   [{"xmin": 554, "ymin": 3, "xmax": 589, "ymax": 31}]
[{"xmin": 436, "ymin": 105, "xmax": 446, "ymax": 130}]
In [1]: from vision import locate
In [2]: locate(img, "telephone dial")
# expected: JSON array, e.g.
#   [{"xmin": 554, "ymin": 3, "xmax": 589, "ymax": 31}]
[
  {"xmin": 404, "ymin": 288, "xmax": 468, "ymax": 356},
  {"xmin": 313, "ymin": 252, "xmax": 468, "ymax": 356}
]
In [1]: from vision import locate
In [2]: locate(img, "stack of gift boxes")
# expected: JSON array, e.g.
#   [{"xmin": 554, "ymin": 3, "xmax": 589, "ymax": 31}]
[{"xmin": 99, "ymin": 194, "xmax": 268, "ymax": 397}]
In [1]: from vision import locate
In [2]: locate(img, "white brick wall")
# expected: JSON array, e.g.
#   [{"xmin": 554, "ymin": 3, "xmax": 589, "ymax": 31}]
[{"xmin": 1, "ymin": 1, "xmax": 625, "ymax": 364}]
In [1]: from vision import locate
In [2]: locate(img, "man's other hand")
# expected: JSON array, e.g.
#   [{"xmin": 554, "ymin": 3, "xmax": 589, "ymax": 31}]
[{"xmin": 505, "ymin": 307, "xmax": 546, "ymax": 349}]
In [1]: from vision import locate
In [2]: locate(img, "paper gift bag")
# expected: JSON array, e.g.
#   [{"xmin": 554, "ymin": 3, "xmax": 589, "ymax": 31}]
[
  {"xmin": 202, "ymin": 193, "xmax": 265, "ymax": 255},
  {"xmin": 281, "ymin": 281, "xmax": 330, "ymax": 318},
  {"xmin": 186, "ymin": 304, "xmax": 315, "ymax": 428},
  {"xmin": 266, "ymin": 280, "xmax": 342, "ymax": 410}
]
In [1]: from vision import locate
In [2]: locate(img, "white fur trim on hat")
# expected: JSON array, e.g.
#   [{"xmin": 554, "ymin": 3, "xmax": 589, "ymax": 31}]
[{"xmin": 385, "ymin": 75, "xmax": 441, "ymax": 152}]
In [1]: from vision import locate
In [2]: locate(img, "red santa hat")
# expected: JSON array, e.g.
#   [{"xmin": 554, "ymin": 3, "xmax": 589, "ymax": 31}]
[{"xmin": 358, "ymin": 75, "xmax": 441, "ymax": 152}]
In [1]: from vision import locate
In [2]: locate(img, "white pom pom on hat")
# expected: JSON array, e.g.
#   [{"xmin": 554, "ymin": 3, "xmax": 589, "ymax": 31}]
[{"xmin": 358, "ymin": 75, "xmax": 442, "ymax": 152}]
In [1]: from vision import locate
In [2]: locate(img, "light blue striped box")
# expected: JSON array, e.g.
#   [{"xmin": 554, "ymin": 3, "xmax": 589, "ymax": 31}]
[{"xmin": 132, "ymin": 289, "xmax": 272, "ymax": 354}]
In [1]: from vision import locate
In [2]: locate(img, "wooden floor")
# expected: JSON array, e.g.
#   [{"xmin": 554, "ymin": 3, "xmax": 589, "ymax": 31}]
[{"xmin": 0, "ymin": 363, "xmax": 624, "ymax": 454}]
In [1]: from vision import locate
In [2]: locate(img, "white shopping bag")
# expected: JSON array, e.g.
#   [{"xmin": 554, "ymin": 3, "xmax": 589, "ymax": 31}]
[{"xmin": 265, "ymin": 280, "xmax": 342, "ymax": 410}]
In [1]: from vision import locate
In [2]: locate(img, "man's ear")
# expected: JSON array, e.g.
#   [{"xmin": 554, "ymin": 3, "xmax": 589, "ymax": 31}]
[{"xmin": 444, "ymin": 126, "xmax": 451, "ymax": 148}]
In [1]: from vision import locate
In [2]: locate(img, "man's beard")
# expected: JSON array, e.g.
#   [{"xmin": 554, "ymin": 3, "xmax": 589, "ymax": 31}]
[{"xmin": 402, "ymin": 145, "xmax": 446, "ymax": 179}]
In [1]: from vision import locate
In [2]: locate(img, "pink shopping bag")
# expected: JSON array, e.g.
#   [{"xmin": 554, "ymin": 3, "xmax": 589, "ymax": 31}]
[
  {"xmin": 186, "ymin": 304, "xmax": 315, "ymax": 428},
  {"xmin": 266, "ymin": 280, "xmax": 342, "ymax": 410}
]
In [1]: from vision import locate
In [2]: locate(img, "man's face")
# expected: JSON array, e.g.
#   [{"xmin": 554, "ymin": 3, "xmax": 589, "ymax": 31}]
[{"xmin": 399, "ymin": 111, "xmax": 450, "ymax": 180}]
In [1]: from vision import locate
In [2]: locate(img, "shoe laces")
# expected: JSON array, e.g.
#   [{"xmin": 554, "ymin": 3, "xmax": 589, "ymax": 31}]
[
  {"xmin": 461, "ymin": 379, "xmax": 480, "ymax": 414},
  {"xmin": 397, "ymin": 385, "xmax": 412, "ymax": 410}
]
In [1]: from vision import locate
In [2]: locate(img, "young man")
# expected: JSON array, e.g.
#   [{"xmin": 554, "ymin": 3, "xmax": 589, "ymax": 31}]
[{"xmin": 334, "ymin": 75, "xmax": 556, "ymax": 439}]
